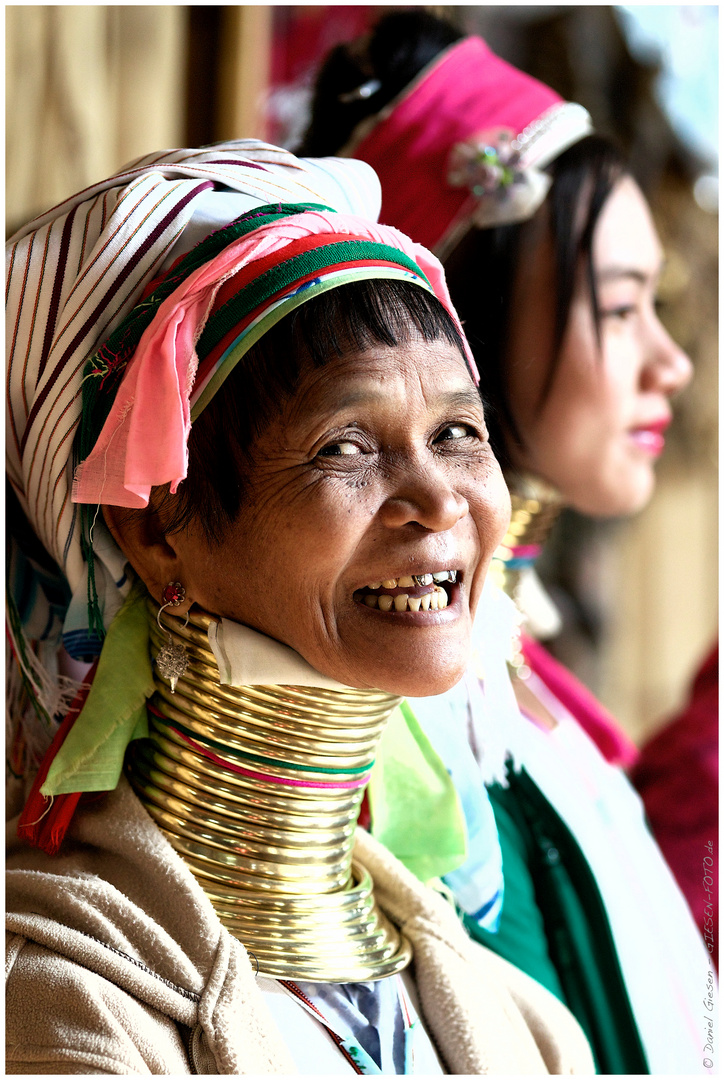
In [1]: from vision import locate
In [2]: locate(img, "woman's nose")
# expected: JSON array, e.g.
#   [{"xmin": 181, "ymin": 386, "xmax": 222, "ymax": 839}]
[
  {"xmin": 642, "ymin": 317, "xmax": 693, "ymax": 397},
  {"xmin": 378, "ymin": 463, "xmax": 470, "ymax": 533}
]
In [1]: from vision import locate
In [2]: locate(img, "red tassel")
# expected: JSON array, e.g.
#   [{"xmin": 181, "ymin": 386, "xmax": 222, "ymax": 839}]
[
  {"xmin": 357, "ymin": 790, "xmax": 371, "ymax": 831},
  {"xmin": 17, "ymin": 661, "xmax": 98, "ymax": 855}
]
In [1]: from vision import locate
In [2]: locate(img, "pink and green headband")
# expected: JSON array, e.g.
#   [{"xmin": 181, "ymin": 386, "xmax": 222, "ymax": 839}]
[{"xmin": 73, "ymin": 201, "xmax": 478, "ymax": 512}]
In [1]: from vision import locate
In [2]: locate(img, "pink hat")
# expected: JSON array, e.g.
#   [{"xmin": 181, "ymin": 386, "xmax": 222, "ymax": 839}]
[{"xmin": 350, "ymin": 37, "xmax": 593, "ymax": 255}]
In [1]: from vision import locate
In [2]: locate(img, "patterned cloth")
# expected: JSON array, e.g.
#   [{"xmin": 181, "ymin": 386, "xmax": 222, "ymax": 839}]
[{"xmin": 267, "ymin": 975, "xmax": 444, "ymax": 1074}]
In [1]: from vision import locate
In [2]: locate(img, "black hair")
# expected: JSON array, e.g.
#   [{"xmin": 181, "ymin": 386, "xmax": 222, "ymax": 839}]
[
  {"xmin": 298, "ymin": 10, "xmax": 463, "ymax": 157},
  {"xmin": 298, "ymin": 10, "xmax": 629, "ymax": 469},
  {"xmin": 156, "ymin": 277, "xmax": 467, "ymax": 543}
]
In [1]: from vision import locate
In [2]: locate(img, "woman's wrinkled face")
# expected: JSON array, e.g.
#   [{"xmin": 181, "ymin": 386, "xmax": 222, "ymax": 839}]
[
  {"xmin": 506, "ymin": 176, "xmax": 692, "ymax": 517},
  {"xmin": 167, "ymin": 335, "xmax": 510, "ymax": 697}
]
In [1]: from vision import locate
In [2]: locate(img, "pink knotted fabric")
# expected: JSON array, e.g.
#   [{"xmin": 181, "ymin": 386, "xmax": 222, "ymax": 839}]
[
  {"xmin": 72, "ymin": 208, "xmax": 477, "ymax": 510},
  {"xmin": 352, "ymin": 37, "xmax": 562, "ymax": 250}
]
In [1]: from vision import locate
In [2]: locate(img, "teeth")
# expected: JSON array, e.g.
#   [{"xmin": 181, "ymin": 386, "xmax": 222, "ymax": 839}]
[
  {"xmin": 358, "ymin": 584, "xmax": 452, "ymax": 612},
  {"xmin": 365, "ymin": 571, "xmax": 458, "ymax": 590}
]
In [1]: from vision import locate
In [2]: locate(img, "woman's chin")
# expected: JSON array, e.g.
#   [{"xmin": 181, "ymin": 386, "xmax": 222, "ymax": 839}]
[
  {"xmin": 568, "ymin": 476, "xmax": 655, "ymax": 519},
  {"xmin": 556, "ymin": 457, "xmax": 657, "ymax": 519},
  {"xmin": 325, "ymin": 636, "xmax": 472, "ymax": 699}
]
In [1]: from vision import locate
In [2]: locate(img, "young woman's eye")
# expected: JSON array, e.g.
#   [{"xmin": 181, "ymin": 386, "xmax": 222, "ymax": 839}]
[
  {"xmin": 601, "ymin": 304, "xmax": 637, "ymax": 321},
  {"xmin": 317, "ymin": 440, "xmax": 363, "ymax": 457},
  {"xmin": 435, "ymin": 424, "xmax": 474, "ymax": 442}
]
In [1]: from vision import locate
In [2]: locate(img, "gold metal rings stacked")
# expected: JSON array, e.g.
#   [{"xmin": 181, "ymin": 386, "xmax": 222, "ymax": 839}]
[{"xmin": 126, "ymin": 601, "xmax": 412, "ymax": 982}]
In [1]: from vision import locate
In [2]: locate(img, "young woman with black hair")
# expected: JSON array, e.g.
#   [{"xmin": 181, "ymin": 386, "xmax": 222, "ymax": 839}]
[{"xmin": 300, "ymin": 11, "xmax": 708, "ymax": 1074}]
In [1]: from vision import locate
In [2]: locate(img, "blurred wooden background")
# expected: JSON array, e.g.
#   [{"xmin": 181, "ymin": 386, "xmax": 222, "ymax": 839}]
[{"xmin": 6, "ymin": 5, "xmax": 718, "ymax": 745}]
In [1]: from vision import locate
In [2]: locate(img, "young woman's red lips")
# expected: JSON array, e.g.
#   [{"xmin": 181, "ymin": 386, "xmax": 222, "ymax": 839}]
[
  {"xmin": 637, "ymin": 417, "xmax": 671, "ymax": 435},
  {"xmin": 629, "ymin": 417, "xmax": 670, "ymax": 456}
]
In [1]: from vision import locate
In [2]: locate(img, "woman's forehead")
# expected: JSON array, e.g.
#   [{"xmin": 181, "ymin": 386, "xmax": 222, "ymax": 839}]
[{"xmin": 283, "ymin": 339, "xmax": 479, "ymax": 421}]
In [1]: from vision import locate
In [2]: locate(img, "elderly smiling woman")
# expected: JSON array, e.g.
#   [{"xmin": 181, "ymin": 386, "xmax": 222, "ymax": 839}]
[{"xmin": 6, "ymin": 143, "xmax": 594, "ymax": 1074}]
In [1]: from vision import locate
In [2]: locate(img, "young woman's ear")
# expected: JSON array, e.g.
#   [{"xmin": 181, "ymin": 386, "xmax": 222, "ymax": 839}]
[{"xmin": 102, "ymin": 504, "xmax": 193, "ymax": 614}]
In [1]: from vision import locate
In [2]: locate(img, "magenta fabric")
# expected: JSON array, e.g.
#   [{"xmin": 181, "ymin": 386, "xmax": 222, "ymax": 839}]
[
  {"xmin": 521, "ymin": 633, "xmax": 640, "ymax": 769},
  {"xmin": 353, "ymin": 37, "xmax": 561, "ymax": 250},
  {"xmin": 72, "ymin": 208, "xmax": 475, "ymax": 510},
  {"xmin": 631, "ymin": 644, "xmax": 719, "ymax": 965}
]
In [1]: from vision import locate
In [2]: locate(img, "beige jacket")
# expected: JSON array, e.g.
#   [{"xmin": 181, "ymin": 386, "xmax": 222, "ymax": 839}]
[{"xmin": 6, "ymin": 777, "xmax": 594, "ymax": 1074}]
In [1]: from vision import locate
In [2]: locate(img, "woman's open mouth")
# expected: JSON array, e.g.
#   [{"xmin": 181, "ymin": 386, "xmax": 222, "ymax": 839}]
[{"xmin": 353, "ymin": 570, "xmax": 459, "ymax": 612}]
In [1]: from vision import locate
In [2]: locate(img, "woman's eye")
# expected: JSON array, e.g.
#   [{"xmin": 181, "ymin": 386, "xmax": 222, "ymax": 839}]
[
  {"xmin": 317, "ymin": 440, "xmax": 362, "ymax": 457},
  {"xmin": 601, "ymin": 304, "xmax": 637, "ymax": 321},
  {"xmin": 435, "ymin": 424, "xmax": 472, "ymax": 442}
]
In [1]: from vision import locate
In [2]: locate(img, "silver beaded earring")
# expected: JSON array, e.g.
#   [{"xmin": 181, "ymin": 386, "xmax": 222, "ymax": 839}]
[{"xmin": 155, "ymin": 582, "xmax": 190, "ymax": 693}]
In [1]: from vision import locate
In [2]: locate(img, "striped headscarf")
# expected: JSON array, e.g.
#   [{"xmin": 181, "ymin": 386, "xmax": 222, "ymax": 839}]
[{"xmin": 6, "ymin": 139, "xmax": 472, "ymax": 790}]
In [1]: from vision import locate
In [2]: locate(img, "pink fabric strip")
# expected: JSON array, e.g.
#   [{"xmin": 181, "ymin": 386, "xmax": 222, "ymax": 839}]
[
  {"xmin": 72, "ymin": 209, "xmax": 477, "ymax": 510},
  {"xmin": 172, "ymin": 725, "xmax": 371, "ymax": 790},
  {"xmin": 506, "ymin": 544, "xmax": 542, "ymax": 559},
  {"xmin": 522, "ymin": 633, "xmax": 639, "ymax": 767}
]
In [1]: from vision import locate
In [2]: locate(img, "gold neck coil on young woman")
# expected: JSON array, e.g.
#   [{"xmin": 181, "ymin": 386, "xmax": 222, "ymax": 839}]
[
  {"xmin": 125, "ymin": 601, "xmax": 411, "ymax": 982},
  {"xmin": 490, "ymin": 474, "xmax": 562, "ymax": 602}
]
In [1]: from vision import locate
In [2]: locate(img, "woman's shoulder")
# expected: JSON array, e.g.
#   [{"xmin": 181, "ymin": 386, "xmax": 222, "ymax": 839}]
[
  {"xmin": 6, "ymin": 778, "xmax": 297, "ymax": 1075},
  {"xmin": 6, "ymin": 930, "xmax": 191, "ymax": 1074}
]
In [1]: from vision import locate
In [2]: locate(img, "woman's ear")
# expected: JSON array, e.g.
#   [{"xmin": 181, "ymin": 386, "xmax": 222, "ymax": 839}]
[{"xmin": 102, "ymin": 504, "xmax": 193, "ymax": 614}]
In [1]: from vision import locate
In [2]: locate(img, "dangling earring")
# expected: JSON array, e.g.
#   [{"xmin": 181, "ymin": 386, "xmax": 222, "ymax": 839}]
[{"xmin": 155, "ymin": 582, "xmax": 190, "ymax": 694}]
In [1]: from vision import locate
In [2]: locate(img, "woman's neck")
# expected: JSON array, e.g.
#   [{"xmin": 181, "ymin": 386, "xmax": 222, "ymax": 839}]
[
  {"xmin": 490, "ymin": 472, "xmax": 562, "ymax": 606},
  {"xmin": 126, "ymin": 601, "xmax": 412, "ymax": 982}
]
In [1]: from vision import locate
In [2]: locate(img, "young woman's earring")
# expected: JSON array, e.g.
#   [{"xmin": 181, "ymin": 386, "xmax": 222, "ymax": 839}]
[{"xmin": 155, "ymin": 582, "xmax": 190, "ymax": 694}]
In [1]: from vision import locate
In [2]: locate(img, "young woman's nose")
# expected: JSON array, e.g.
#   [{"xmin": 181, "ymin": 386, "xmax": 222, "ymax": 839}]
[
  {"xmin": 378, "ymin": 461, "xmax": 470, "ymax": 533},
  {"xmin": 641, "ymin": 316, "xmax": 693, "ymax": 397}
]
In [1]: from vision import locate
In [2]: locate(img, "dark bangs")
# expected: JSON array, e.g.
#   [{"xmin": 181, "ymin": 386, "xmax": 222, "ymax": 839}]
[{"xmin": 158, "ymin": 278, "xmax": 467, "ymax": 542}]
